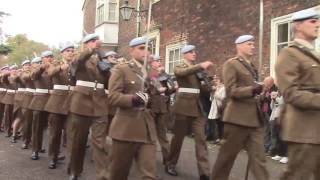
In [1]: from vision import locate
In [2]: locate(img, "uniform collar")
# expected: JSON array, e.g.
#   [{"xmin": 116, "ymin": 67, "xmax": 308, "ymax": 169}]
[
  {"xmin": 294, "ymin": 38, "xmax": 315, "ymax": 50},
  {"xmin": 183, "ymin": 59, "xmax": 195, "ymax": 66},
  {"xmin": 237, "ymin": 56, "xmax": 252, "ymax": 65}
]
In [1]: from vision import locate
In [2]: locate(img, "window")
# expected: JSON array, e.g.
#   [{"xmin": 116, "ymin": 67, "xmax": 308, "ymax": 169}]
[
  {"xmin": 97, "ymin": 4, "xmax": 105, "ymax": 25},
  {"xmin": 108, "ymin": 0, "xmax": 117, "ymax": 21},
  {"xmin": 270, "ymin": 6, "xmax": 320, "ymax": 77},
  {"xmin": 165, "ymin": 42, "xmax": 186, "ymax": 74},
  {"xmin": 153, "ymin": 0, "xmax": 161, "ymax": 3},
  {"xmin": 144, "ymin": 30, "xmax": 160, "ymax": 56},
  {"xmin": 149, "ymin": 38, "xmax": 157, "ymax": 55}
]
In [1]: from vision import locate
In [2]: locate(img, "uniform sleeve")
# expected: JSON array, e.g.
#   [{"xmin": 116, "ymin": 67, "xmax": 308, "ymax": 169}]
[
  {"xmin": 108, "ymin": 66, "xmax": 133, "ymax": 108},
  {"xmin": 275, "ymin": 48, "xmax": 320, "ymax": 110},
  {"xmin": 30, "ymin": 65, "xmax": 45, "ymax": 80},
  {"xmin": 223, "ymin": 61, "xmax": 254, "ymax": 99},
  {"xmin": 174, "ymin": 64, "xmax": 203, "ymax": 77},
  {"xmin": 47, "ymin": 63, "xmax": 61, "ymax": 77}
]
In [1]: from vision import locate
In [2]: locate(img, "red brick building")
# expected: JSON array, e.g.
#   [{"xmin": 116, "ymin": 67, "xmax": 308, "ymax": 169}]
[{"xmin": 83, "ymin": 0, "xmax": 320, "ymax": 77}]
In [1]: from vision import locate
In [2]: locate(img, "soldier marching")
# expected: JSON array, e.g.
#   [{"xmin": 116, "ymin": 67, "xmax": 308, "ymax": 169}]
[{"xmin": 0, "ymin": 8, "xmax": 319, "ymax": 180}]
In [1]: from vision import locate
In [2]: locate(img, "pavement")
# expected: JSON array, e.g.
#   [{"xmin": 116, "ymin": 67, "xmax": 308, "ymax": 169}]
[{"xmin": 0, "ymin": 131, "xmax": 286, "ymax": 180}]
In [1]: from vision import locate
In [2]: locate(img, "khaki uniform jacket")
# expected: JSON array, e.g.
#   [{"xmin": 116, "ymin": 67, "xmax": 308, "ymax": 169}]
[
  {"xmin": 108, "ymin": 60, "xmax": 157, "ymax": 143},
  {"xmin": 222, "ymin": 57, "xmax": 261, "ymax": 128},
  {"xmin": 69, "ymin": 48, "xmax": 109, "ymax": 117},
  {"xmin": 0, "ymin": 75, "xmax": 7, "ymax": 102},
  {"xmin": 28, "ymin": 64, "xmax": 52, "ymax": 111},
  {"xmin": 2, "ymin": 73, "xmax": 17, "ymax": 105},
  {"xmin": 20, "ymin": 69, "xmax": 35, "ymax": 109},
  {"xmin": 172, "ymin": 62, "xmax": 204, "ymax": 117},
  {"xmin": 149, "ymin": 78, "xmax": 171, "ymax": 114},
  {"xmin": 275, "ymin": 41, "xmax": 320, "ymax": 144},
  {"xmin": 44, "ymin": 60, "xmax": 73, "ymax": 115},
  {"xmin": 13, "ymin": 72, "xmax": 25, "ymax": 112}
]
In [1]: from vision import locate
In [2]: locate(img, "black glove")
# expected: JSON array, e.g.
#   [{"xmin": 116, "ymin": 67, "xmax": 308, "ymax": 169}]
[
  {"xmin": 252, "ymin": 84, "xmax": 263, "ymax": 96},
  {"xmin": 132, "ymin": 92, "xmax": 149, "ymax": 107}
]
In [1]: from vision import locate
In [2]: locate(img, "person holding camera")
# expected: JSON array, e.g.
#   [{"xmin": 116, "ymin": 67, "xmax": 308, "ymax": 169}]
[{"xmin": 165, "ymin": 45, "xmax": 213, "ymax": 180}]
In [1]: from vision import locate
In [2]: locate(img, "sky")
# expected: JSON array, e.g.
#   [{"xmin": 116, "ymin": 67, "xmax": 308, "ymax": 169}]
[{"xmin": 0, "ymin": 0, "xmax": 84, "ymax": 47}]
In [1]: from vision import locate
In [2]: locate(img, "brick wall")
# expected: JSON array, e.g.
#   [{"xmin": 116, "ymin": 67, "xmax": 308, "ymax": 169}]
[
  {"xmin": 82, "ymin": 0, "xmax": 97, "ymax": 35},
  {"xmin": 150, "ymin": 0, "xmax": 318, "ymax": 78},
  {"xmin": 117, "ymin": 0, "xmax": 149, "ymax": 60}
]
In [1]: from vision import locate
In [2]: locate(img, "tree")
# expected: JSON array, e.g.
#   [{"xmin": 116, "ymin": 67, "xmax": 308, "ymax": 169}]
[
  {"xmin": 0, "ymin": 44, "xmax": 12, "ymax": 55},
  {"xmin": 5, "ymin": 34, "xmax": 49, "ymax": 64}
]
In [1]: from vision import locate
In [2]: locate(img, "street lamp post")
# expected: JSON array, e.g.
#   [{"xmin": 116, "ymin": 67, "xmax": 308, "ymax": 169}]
[{"xmin": 119, "ymin": 0, "xmax": 149, "ymax": 37}]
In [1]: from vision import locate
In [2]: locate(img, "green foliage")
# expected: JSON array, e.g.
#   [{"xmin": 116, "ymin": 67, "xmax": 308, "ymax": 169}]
[
  {"xmin": 0, "ymin": 44, "xmax": 12, "ymax": 55},
  {"xmin": 6, "ymin": 34, "xmax": 49, "ymax": 64}
]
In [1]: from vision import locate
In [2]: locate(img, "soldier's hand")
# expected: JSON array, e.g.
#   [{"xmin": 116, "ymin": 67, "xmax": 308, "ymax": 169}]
[
  {"xmin": 132, "ymin": 92, "xmax": 149, "ymax": 107},
  {"xmin": 252, "ymin": 83, "xmax": 264, "ymax": 96},
  {"xmin": 200, "ymin": 61, "xmax": 213, "ymax": 70}
]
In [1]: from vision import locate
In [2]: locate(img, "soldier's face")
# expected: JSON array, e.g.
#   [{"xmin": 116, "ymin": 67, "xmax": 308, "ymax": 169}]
[
  {"xmin": 296, "ymin": 18, "xmax": 320, "ymax": 40},
  {"xmin": 43, "ymin": 56, "xmax": 54, "ymax": 64},
  {"xmin": 237, "ymin": 41, "xmax": 255, "ymax": 56},
  {"xmin": 130, "ymin": 45, "xmax": 150, "ymax": 62},
  {"xmin": 62, "ymin": 48, "xmax": 75, "ymax": 61},
  {"xmin": 184, "ymin": 50, "xmax": 197, "ymax": 61}
]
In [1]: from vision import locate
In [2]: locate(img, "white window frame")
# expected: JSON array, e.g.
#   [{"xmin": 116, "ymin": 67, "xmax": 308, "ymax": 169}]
[
  {"xmin": 153, "ymin": 0, "xmax": 161, "ymax": 4},
  {"xmin": 96, "ymin": 0, "xmax": 119, "ymax": 26},
  {"xmin": 96, "ymin": 4, "xmax": 105, "ymax": 25},
  {"xmin": 145, "ymin": 30, "xmax": 160, "ymax": 56},
  {"xmin": 270, "ymin": 5, "xmax": 320, "ymax": 77},
  {"xmin": 107, "ymin": 0, "xmax": 119, "ymax": 22},
  {"xmin": 165, "ymin": 42, "xmax": 186, "ymax": 74}
]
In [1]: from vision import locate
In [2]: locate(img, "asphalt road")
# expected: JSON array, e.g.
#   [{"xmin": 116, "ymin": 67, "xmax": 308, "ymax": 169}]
[{"xmin": 0, "ymin": 132, "xmax": 286, "ymax": 180}]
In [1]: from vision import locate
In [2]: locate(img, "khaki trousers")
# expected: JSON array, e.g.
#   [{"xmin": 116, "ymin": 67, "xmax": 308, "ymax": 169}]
[
  {"xmin": 154, "ymin": 112, "xmax": 170, "ymax": 164},
  {"xmin": 167, "ymin": 114, "xmax": 210, "ymax": 176},
  {"xmin": 21, "ymin": 108, "xmax": 33, "ymax": 145},
  {"xmin": 110, "ymin": 139, "xmax": 157, "ymax": 180},
  {"xmin": 48, "ymin": 113, "xmax": 67, "ymax": 160},
  {"xmin": 280, "ymin": 143, "xmax": 320, "ymax": 180},
  {"xmin": 0, "ymin": 103, "xmax": 5, "ymax": 129},
  {"xmin": 211, "ymin": 123, "xmax": 269, "ymax": 180},
  {"xmin": 31, "ymin": 110, "xmax": 48, "ymax": 152},
  {"xmin": 4, "ymin": 104, "xmax": 14, "ymax": 136},
  {"xmin": 67, "ymin": 113, "xmax": 110, "ymax": 180}
]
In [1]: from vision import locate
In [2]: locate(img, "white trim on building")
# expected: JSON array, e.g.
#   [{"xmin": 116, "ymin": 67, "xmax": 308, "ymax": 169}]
[
  {"xmin": 165, "ymin": 42, "xmax": 186, "ymax": 74},
  {"xmin": 270, "ymin": 5, "xmax": 320, "ymax": 77}
]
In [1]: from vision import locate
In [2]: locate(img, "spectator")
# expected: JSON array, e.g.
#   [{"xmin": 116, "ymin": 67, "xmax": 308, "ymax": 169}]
[
  {"xmin": 207, "ymin": 78, "xmax": 225, "ymax": 143},
  {"xmin": 269, "ymin": 91, "xmax": 288, "ymax": 164}
]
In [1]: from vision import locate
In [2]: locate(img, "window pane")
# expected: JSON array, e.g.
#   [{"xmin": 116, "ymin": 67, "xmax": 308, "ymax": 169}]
[
  {"xmin": 169, "ymin": 50, "xmax": 174, "ymax": 63},
  {"xmin": 109, "ymin": 3, "xmax": 117, "ymax": 21},
  {"xmin": 278, "ymin": 23, "xmax": 289, "ymax": 43},
  {"xmin": 97, "ymin": 4, "xmax": 105, "ymax": 24},
  {"xmin": 149, "ymin": 38, "xmax": 156, "ymax": 55},
  {"xmin": 169, "ymin": 62, "xmax": 174, "ymax": 74},
  {"xmin": 174, "ymin": 49, "xmax": 179, "ymax": 61}
]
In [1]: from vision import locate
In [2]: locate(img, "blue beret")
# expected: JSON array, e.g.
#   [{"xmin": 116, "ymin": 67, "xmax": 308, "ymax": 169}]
[
  {"xmin": 1, "ymin": 65, "xmax": 9, "ymax": 70},
  {"xmin": 151, "ymin": 55, "xmax": 161, "ymax": 61},
  {"xmin": 41, "ymin": 51, "xmax": 53, "ymax": 58},
  {"xmin": 31, "ymin": 57, "xmax": 42, "ymax": 64},
  {"xmin": 181, "ymin": 45, "xmax": 196, "ymax": 54},
  {"xmin": 60, "ymin": 42, "xmax": 75, "ymax": 52},
  {"xmin": 82, "ymin": 33, "xmax": 99, "ymax": 43},
  {"xmin": 9, "ymin": 64, "xmax": 18, "ymax": 70},
  {"xmin": 103, "ymin": 51, "xmax": 117, "ymax": 58},
  {"xmin": 292, "ymin": 9, "xmax": 320, "ymax": 21},
  {"xmin": 21, "ymin": 60, "xmax": 31, "ymax": 66},
  {"xmin": 235, "ymin": 35, "xmax": 255, "ymax": 44},
  {"xmin": 129, "ymin": 37, "xmax": 148, "ymax": 47}
]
